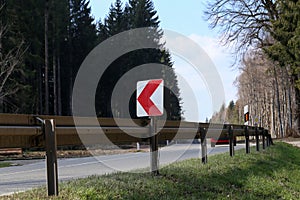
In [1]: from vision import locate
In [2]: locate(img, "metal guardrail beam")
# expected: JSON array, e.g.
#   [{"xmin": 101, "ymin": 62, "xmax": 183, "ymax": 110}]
[
  {"xmin": 0, "ymin": 126, "xmax": 41, "ymax": 136},
  {"xmin": 0, "ymin": 114, "xmax": 269, "ymax": 148}
]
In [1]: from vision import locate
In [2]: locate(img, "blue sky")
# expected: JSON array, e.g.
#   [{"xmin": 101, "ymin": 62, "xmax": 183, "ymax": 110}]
[{"xmin": 89, "ymin": 0, "xmax": 240, "ymax": 122}]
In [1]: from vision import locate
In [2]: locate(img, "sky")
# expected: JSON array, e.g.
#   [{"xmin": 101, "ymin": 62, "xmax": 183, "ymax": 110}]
[{"xmin": 89, "ymin": 0, "xmax": 240, "ymax": 122}]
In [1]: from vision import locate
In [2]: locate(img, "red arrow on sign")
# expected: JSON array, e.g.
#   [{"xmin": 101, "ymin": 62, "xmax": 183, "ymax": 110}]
[{"xmin": 137, "ymin": 79, "xmax": 163, "ymax": 117}]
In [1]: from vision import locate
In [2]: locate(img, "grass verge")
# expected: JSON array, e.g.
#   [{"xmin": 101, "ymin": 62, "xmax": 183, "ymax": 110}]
[
  {"xmin": 0, "ymin": 162, "xmax": 11, "ymax": 168},
  {"xmin": 2, "ymin": 142, "xmax": 300, "ymax": 200}
]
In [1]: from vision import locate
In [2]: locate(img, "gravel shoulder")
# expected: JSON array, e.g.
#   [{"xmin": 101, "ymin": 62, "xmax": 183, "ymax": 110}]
[{"xmin": 281, "ymin": 137, "xmax": 300, "ymax": 148}]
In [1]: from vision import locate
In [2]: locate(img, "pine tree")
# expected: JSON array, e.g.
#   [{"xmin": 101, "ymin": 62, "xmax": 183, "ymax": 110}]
[
  {"xmin": 49, "ymin": 0, "xmax": 69, "ymax": 115},
  {"xmin": 96, "ymin": 0, "xmax": 182, "ymax": 120},
  {"xmin": 127, "ymin": 0, "xmax": 181, "ymax": 120},
  {"xmin": 0, "ymin": 0, "xmax": 99, "ymax": 115},
  {"xmin": 105, "ymin": 0, "xmax": 127, "ymax": 36},
  {"xmin": 60, "ymin": 0, "xmax": 97, "ymax": 115},
  {"xmin": 265, "ymin": 0, "xmax": 300, "ymax": 134}
]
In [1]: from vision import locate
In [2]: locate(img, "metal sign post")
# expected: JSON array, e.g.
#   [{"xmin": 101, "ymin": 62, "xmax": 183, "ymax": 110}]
[
  {"xmin": 137, "ymin": 79, "xmax": 163, "ymax": 175},
  {"xmin": 255, "ymin": 127, "xmax": 260, "ymax": 152},
  {"xmin": 200, "ymin": 128, "xmax": 207, "ymax": 164},
  {"xmin": 245, "ymin": 126, "xmax": 250, "ymax": 154},
  {"xmin": 229, "ymin": 126, "xmax": 234, "ymax": 157},
  {"xmin": 44, "ymin": 119, "xmax": 58, "ymax": 196},
  {"xmin": 149, "ymin": 117, "xmax": 159, "ymax": 175}
]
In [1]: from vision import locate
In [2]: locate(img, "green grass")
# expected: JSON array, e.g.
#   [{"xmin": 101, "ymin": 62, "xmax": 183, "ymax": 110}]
[
  {"xmin": 2, "ymin": 142, "xmax": 300, "ymax": 200},
  {"xmin": 0, "ymin": 162, "xmax": 11, "ymax": 168}
]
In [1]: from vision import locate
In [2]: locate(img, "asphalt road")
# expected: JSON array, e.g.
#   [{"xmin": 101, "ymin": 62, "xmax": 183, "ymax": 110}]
[{"xmin": 0, "ymin": 143, "xmax": 246, "ymax": 196}]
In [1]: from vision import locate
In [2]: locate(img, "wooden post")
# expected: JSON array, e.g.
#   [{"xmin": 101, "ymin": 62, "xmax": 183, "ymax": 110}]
[
  {"xmin": 255, "ymin": 127, "xmax": 259, "ymax": 151},
  {"xmin": 245, "ymin": 126, "xmax": 250, "ymax": 154},
  {"xmin": 266, "ymin": 130, "xmax": 271, "ymax": 147},
  {"xmin": 229, "ymin": 125, "xmax": 234, "ymax": 157},
  {"xmin": 200, "ymin": 128, "xmax": 207, "ymax": 164},
  {"xmin": 262, "ymin": 129, "xmax": 266, "ymax": 150},
  {"xmin": 150, "ymin": 117, "xmax": 159, "ymax": 175},
  {"xmin": 44, "ymin": 119, "xmax": 58, "ymax": 196},
  {"xmin": 268, "ymin": 131, "xmax": 274, "ymax": 145}
]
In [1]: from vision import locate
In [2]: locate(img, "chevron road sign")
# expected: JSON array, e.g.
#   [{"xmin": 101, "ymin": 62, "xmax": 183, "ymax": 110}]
[{"xmin": 136, "ymin": 79, "xmax": 164, "ymax": 117}]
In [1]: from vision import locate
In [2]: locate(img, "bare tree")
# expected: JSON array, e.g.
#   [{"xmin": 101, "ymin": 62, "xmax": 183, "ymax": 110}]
[
  {"xmin": 205, "ymin": 0, "xmax": 278, "ymax": 60},
  {"xmin": 205, "ymin": 0, "xmax": 300, "ymax": 137},
  {"xmin": 235, "ymin": 51, "xmax": 273, "ymax": 133},
  {"xmin": 234, "ymin": 49, "xmax": 297, "ymax": 137},
  {"xmin": 0, "ymin": 20, "xmax": 26, "ymax": 111}
]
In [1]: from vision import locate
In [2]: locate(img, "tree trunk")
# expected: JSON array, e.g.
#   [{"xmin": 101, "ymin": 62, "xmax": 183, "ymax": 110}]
[
  {"xmin": 38, "ymin": 65, "xmax": 43, "ymax": 114},
  {"xmin": 282, "ymin": 82, "xmax": 287, "ymax": 134},
  {"xmin": 288, "ymin": 85, "xmax": 293, "ymax": 130},
  {"xmin": 53, "ymin": 47, "xmax": 57, "ymax": 115},
  {"xmin": 0, "ymin": 98, "xmax": 3, "ymax": 113},
  {"xmin": 291, "ymin": 73, "xmax": 300, "ymax": 135},
  {"xmin": 295, "ymin": 85, "xmax": 300, "ymax": 134},
  {"xmin": 68, "ymin": 2, "xmax": 73, "ymax": 116},
  {"xmin": 284, "ymin": 66, "xmax": 293, "ymax": 131},
  {"xmin": 272, "ymin": 89, "xmax": 276, "ymax": 137},
  {"xmin": 68, "ymin": 34, "xmax": 73, "ymax": 116},
  {"xmin": 52, "ymin": 2, "xmax": 57, "ymax": 116},
  {"xmin": 57, "ymin": 57, "xmax": 62, "ymax": 115},
  {"xmin": 44, "ymin": 0, "xmax": 49, "ymax": 115},
  {"xmin": 274, "ymin": 66, "xmax": 284, "ymax": 137}
]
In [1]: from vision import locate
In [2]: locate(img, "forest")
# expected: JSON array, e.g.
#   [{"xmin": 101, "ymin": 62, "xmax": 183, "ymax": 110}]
[
  {"xmin": 207, "ymin": 0, "xmax": 300, "ymax": 137},
  {"xmin": 1, "ymin": 0, "xmax": 300, "ymax": 137},
  {"xmin": 0, "ymin": 0, "xmax": 181, "ymax": 120}
]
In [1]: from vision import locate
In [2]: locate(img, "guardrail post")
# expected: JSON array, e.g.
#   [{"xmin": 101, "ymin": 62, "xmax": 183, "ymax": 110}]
[
  {"xmin": 245, "ymin": 126, "xmax": 250, "ymax": 154},
  {"xmin": 150, "ymin": 117, "xmax": 159, "ymax": 175},
  {"xmin": 262, "ymin": 129, "xmax": 266, "ymax": 150},
  {"xmin": 200, "ymin": 128, "xmax": 207, "ymax": 164},
  {"xmin": 44, "ymin": 119, "xmax": 58, "ymax": 196},
  {"xmin": 266, "ymin": 130, "xmax": 272, "ymax": 147},
  {"xmin": 266, "ymin": 131, "xmax": 270, "ymax": 147},
  {"xmin": 268, "ymin": 131, "xmax": 274, "ymax": 145},
  {"xmin": 229, "ymin": 125, "xmax": 234, "ymax": 157},
  {"xmin": 255, "ymin": 127, "xmax": 259, "ymax": 151}
]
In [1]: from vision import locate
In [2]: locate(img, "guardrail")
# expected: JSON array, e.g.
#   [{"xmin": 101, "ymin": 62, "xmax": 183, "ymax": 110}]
[
  {"xmin": 0, "ymin": 114, "xmax": 271, "ymax": 148},
  {"xmin": 0, "ymin": 114, "xmax": 273, "ymax": 196}
]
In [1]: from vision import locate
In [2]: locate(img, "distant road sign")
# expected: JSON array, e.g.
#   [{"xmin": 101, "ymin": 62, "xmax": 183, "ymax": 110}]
[
  {"xmin": 253, "ymin": 116, "xmax": 259, "ymax": 126},
  {"xmin": 137, "ymin": 79, "xmax": 164, "ymax": 117},
  {"xmin": 244, "ymin": 105, "xmax": 249, "ymax": 125}
]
